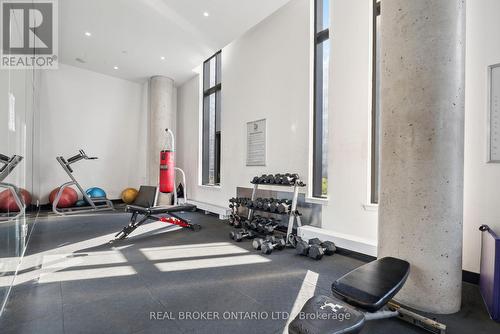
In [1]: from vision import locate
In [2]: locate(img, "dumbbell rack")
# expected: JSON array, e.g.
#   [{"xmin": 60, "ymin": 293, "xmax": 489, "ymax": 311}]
[{"xmin": 246, "ymin": 177, "xmax": 305, "ymax": 246}]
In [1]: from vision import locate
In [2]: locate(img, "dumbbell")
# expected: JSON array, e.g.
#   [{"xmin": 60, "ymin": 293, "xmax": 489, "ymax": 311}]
[
  {"xmin": 228, "ymin": 212, "xmax": 237, "ymax": 223},
  {"xmin": 261, "ymin": 199, "xmax": 276, "ymax": 211},
  {"xmin": 260, "ymin": 221, "xmax": 278, "ymax": 234},
  {"xmin": 296, "ymin": 238, "xmax": 336, "ymax": 260},
  {"xmin": 273, "ymin": 174, "xmax": 284, "ymax": 184},
  {"xmin": 265, "ymin": 175, "xmax": 277, "ymax": 184},
  {"xmin": 252, "ymin": 199, "xmax": 265, "ymax": 209},
  {"xmin": 249, "ymin": 216, "xmax": 264, "ymax": 230},
  {"xmin": 255, "ymin": 199, "xmax": 265, "ymax": 209},
  {"xmin": 277, "ymin": 201, "xmax": 292, "ymax": 214},
  {"xmin": 269, "ymin": 199, "xmax": 287, "ymax": 213},
  {"xmin": 261, "ymin": 237, "xmax": 287, "ymax": 255},
  {"xmin": 252, "ymin": 175, "xmax": 268, "ymax": 184},
  {"xmin": 252, "ymin": 236, "xmax": 275, "ymax": 250},
  {"xmin": 281, "ymin": 173, "xmax": 300, "ymax": 185},
  {"xmin": 253, "ymin": 219, "xmax": 278, "ymax": 234},
  {"xmin": 230, "ymin": 229, "xmax": 256, "ymax": 242}
]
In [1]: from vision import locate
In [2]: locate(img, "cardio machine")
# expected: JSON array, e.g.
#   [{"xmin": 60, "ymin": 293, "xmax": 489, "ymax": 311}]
[
  {"xmin": 53, "ymin": 150, "xmax": 114, "ymax": 215},
  {"xmin": 0, "ymin": 153, "xmax": 26, "ymax": 221}
]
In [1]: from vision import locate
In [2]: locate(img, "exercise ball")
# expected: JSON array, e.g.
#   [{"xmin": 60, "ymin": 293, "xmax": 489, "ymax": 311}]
[
  {"xmin": 0, "ymin": 188, "xmax": 32, "ymax": 212},
  {"xmin": 75, "ymin": 199, "xmax": 87, "ymax": 207},
  {"xmin": 121, "ymin": 188, "xmax": 138, "ymax": 204},
  {"xmin": 86, "ymin": 187, "xmax": 107, "ymax": 199},
  {"xmin": 49, "ymin": 187, "xmax": 78, "ymax": 208}
]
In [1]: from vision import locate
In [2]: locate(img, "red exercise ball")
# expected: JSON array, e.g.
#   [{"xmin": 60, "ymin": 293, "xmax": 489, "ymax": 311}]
[
  {"xmin": 0, "ymin": 188, "xmax": 32, "ymax": 212},
  {"xmin": 49, "ymin": 187, "xmax": 78, "ymax": 208}
]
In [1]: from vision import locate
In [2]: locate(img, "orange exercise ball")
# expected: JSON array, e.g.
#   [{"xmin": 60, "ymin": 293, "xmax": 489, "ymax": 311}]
[{"xmin": 121, "ymin": 188, "xmax": 139, "ymax": 204}]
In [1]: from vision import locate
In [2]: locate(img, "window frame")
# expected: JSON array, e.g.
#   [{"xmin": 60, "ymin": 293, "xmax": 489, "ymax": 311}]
[
  {"xmin": 312, "ymin": 0, "xmax": 330, "ymax": 198},
  {"xmin": 370, "ymin": 1, "xmax": 381, "ymax": 204},
  {"xmin": 201, "ymin": 50, "xmax": 222, "ymax": 186}
]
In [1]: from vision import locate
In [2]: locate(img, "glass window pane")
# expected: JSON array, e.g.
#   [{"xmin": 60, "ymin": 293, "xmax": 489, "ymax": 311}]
[
  {"xmin": 372, "ymin": 5, "xmax": 381, "ymax": 203},
  {"xmin": 203, "ymin": 61, "xmax": 210, "ymax": 90},
  {"xmin": 321, "ymin": 41, "xmax": 329, "ymax": 196},
  {"xmin": 202, "ymin": 52, "xmax": 221, "ymax": 186},
  {"xmin": 316, "ymin": 0, "xmax": 330, "ymax": 32},
  {"xmin": 209, "ymin": 57, "xmax": 216, "ymax": 88},
  {"xmin": 216, "ymin": 52, "xmax": 222, "ymax": 85},
  {"xmin": 313, "ymin": 38, "xmax": 329, "ymax": 197},
  {"xmin": 208, "ymin": 93, "xmax": 216, "ymax": 184}
]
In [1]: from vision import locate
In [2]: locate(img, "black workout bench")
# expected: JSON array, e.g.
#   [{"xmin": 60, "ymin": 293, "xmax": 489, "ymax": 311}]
[
  {"xmin": 113, "ymin": 186, "xmax": 200, "ymax": 241},
  {"xmin": 289, "ymin": 257, "xmax": 446, "ymax": 334}
]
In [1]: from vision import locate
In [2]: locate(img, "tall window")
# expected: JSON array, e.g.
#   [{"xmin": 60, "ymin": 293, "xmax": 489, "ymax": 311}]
[
  {"xmin": 371, "ymin": 1, "xmax": 381, "ymax": 203},
  {"xmin": 313, "ymin": 0, "xmax": 330, "ymax": 198},
  {"xmin": 202, "ymin": 51, "xmax": 221, "ymax": 186}
]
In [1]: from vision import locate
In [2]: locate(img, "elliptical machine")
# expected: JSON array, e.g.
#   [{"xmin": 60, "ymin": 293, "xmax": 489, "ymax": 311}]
[
  {"xmin": 53, "ymin": 150, "xmax": 114, "ymax": 215},
  {"xmin": 0, "ymin": 153, "xmax": 26, "ymax": 221}
]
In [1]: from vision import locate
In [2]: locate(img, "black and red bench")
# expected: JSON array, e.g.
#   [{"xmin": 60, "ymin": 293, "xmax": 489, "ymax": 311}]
[{"xmin": 113, "ymin": 186, "xmax": 200, "ymax": 241}]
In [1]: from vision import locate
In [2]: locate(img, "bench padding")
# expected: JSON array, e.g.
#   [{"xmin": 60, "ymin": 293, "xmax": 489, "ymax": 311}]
[
  {"xmin": 289, "ymin": 295, "xmax": 365, "ymax": 334},
  {"xmin": 332, "ymin": 257, "xmax": 410, "ymax": 313}
]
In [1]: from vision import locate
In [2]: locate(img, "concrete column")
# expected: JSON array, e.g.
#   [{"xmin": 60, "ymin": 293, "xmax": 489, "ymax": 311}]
[
  {"xmin": 148, "ymin": 76, "xmax": 175, "ymax": 189},
  {"xmin": 378, "ymin": 0, "xmax": 465, "ymax": 314}
]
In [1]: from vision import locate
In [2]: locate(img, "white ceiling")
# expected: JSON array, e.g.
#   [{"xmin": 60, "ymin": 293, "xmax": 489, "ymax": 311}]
[{"xmin": 59, "ymin": 0, "xmax": 291, "ymax": 85}]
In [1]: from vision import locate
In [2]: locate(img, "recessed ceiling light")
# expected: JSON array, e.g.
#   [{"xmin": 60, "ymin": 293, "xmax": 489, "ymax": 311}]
[
  {"xmin": 113, "ymin": 66, "xmax": 119, "ymax": 70},
  {"xmin": 160, "ymin": 56, "xmax": 165, "ymax": 60},
  {"xmin": 84, "ymin": 32, "xmax": 91, "ymax": 37},
  {"xmin": 203, "ymin": 12, "xmax": 209, "ymax": 17}
]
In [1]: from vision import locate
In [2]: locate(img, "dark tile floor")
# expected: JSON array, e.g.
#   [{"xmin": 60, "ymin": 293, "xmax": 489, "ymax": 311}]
[{"xmin": 0, "ymin": 211, "xmax": 498, "ymax": 334}]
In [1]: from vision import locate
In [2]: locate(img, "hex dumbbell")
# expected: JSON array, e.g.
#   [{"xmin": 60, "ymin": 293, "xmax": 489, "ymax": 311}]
[
  {"xmin": 281, "ymin": 173, "xmax": 298, "ymax": 185},
  {"xmin": 229, "ymin": 229, "xmax": 256, "ymax": 241},
  {"xmin": 296, "ymin": 238, "xmax": 336, "ymax": 260},
  {"xmin": 252, "ymin": 236, "xmax": 275, "ymax": 250},
  {"xmin": 261, "ymin": 237, "xmax": 286, "ymax": 255},
  {"xmin": 277, "ymin": 200, "xmax": 292, "ymax": 214}
]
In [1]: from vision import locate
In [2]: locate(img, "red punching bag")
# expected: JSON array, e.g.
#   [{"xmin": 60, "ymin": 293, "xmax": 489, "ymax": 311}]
[{"xmin": 159, "ymin": 150, "xmax": 174, "ymax": 193}]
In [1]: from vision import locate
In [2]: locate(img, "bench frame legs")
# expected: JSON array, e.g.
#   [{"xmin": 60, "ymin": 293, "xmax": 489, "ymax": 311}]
[
  {"xmin": 113, "ymin": 211, "xmax": 201, "ymax": 241},
  {"xmin": 361, "ymin": 302, "xmax": 446, "ymax": 334}
]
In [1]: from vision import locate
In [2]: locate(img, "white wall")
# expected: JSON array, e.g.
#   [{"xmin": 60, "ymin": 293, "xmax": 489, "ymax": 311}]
[
  {"xmin": 177, "ymin": 0, "xmax": 498, "ymax": 273},
  {"xmin": 178, "ymin": 0, "xmax": 377, "ymax": 254},
  {"xmin": 463, "ymin": 0, "xmax": 500, "ymax": 273},
  {"xmin": 177, "ymin": 0, "xmax": 310, "ymax": 207},
  {"xmin": 37, "ymin": 64, "xmax": 148, "ymax": 202},
  {"xmin": 0, "ymin": 70, "xmax": 37, "ymax": 194}
]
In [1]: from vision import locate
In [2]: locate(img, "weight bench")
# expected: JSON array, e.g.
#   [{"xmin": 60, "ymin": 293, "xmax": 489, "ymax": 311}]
[
  {"xmin": 289, "ymin": 257, "xmax": 446, "ymax": 334},
  {"xmin": 112, "ymin": 186, "xmax": 200, "ymax": 241}
]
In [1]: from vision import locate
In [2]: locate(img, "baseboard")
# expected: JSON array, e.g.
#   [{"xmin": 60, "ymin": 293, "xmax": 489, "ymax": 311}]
[
  {"xmin": 462, "ymin": 270, "xmax": 480, "ymax": 285},
  {"xmin": 187, "ymin": 200, "xmax": 231, "ymax": 219},
  {"xmin": 298, "ymin": 226, "xmax": 480, "ymax": 285}
]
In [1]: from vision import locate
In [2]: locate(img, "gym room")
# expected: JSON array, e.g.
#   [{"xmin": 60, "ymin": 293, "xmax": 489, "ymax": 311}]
[{"xmin": 1, "ymin": 0, "xmax": 500, "ymax": 333}]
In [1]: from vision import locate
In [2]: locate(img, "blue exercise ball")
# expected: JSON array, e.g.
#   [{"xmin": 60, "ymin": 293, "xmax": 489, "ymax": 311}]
[
  {"xmin": 86, "ymin": 187, "xmax": 107, "ymax": 199},
  {"xmin": 75, "ymin": 199, "xmax": 87, "ymax": 207}
]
